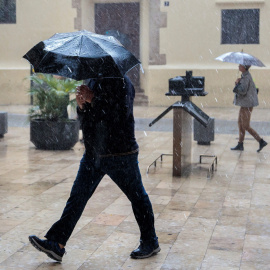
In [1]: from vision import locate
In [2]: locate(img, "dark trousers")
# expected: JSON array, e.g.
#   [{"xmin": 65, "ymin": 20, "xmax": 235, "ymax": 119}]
[{"xmin": 45, "ymin": 152, "xmax": 157, "ymax": 246}]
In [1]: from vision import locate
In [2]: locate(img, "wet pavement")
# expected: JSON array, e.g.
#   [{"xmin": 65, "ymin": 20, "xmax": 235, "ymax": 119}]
[
  {"xmin": 4, "ymin": 105, "xmax": 270, "ymax": 136},
  {"xmin": 1, "ymin": 105, "xmax": 270, "ymax": 269}
]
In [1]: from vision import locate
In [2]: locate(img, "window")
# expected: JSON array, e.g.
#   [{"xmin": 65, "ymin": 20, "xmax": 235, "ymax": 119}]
[
  {"xmin": 0, "ymin": 0, "xmax": 16, "ymax": 24},
  {"xmin": 221, "ymin": 9, "xmax": 259, "ymax": 44}
]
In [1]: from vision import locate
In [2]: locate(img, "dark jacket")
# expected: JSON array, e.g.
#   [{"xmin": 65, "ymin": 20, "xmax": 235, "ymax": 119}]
[{"xmin": 77, "ymin": 75, "xmax": 138, "ymax": 157}]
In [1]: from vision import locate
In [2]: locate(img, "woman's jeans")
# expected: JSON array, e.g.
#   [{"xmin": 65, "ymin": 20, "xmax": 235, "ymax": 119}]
[{"xmin": 45, "ymin": 152, "xmax": 157, "ymax": 246}]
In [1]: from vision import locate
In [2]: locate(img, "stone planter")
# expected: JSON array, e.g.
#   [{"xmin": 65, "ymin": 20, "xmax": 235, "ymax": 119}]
[{"xmin": 30, "ymin": 119, "xmax": 80, "ymax": 150}]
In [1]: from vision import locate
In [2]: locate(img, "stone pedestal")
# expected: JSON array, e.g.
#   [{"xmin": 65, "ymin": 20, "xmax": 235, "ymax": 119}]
[
  {"xmin": 149, "ymin": 97, "xmax": 210, "ymax": 177},
  {"xmin": 173, "ymin": 107, "xmax": 192, "ymax": 177}
]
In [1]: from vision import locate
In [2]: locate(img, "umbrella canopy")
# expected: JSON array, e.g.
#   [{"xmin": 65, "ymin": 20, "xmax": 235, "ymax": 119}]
[
  {"xmin": 215, "ymin": 52, "xmax": 265, "ymax": 67},
  {"xmin": 23, "ymin": 30, "xmax": 141, "ymax": 80}
]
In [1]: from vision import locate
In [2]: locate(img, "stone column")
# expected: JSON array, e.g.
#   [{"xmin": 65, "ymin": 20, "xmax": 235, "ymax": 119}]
[{"xmin": 173, "ymin": 107, "xmax": 192, "ymax": 176}]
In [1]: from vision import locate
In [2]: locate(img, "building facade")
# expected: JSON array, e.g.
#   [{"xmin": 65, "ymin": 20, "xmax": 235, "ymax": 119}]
[{"xmin": 0, "ymin": 0, "xmax": 269, "ymax": 108}]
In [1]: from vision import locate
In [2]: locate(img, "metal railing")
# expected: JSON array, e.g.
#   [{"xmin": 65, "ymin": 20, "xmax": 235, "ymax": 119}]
[
  {"xmin": 199, "ymin": 154, "xmax": 217, "ymax": 179},
  {"xmin": 146, "ymin": 154, "xmax": 173, "ymax": 174}
]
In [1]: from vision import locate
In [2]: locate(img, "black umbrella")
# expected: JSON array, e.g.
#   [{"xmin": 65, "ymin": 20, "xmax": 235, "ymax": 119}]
[{"xmin": 23, "ymin": 30, "xmax": 141, "ymax": 80}]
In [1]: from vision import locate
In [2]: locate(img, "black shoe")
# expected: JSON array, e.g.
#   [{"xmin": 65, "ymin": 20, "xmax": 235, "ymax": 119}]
[
  {"xmin": 29, "ymin": 235, "xmax": 65, "ymax": 262},
  {"xmin": 130, "ymin": 239, "xmax": 161, "ymax": 259},
  {"xmin": 257, "ymin": 139, "xmax": 268, "ymax": 152},
  {"xmin": 231, "ymin": 142, "xmax": 244, "ymax": 151}
]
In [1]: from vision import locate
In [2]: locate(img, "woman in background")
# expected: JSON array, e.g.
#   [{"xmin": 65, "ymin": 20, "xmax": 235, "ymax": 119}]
[{"xmin": 231, "ymin": 64, "xmax": 267, "ymax": 152}]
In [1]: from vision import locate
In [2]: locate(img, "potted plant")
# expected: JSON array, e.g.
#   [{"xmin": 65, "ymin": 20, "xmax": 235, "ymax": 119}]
[{"xmin": 28, "ymin": 73, "xmax": 82, "ymax": 150}]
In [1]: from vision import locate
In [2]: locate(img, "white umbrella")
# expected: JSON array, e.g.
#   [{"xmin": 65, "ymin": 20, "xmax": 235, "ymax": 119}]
[{"xmin": 215, "ymin": 51, "xmax": 265, "ymax": 67}]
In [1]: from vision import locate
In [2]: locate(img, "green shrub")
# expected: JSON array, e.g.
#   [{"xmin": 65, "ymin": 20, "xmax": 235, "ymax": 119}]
[{"xmin": 27, "ymin": 74, "xmax": 82, "ymax": 121}]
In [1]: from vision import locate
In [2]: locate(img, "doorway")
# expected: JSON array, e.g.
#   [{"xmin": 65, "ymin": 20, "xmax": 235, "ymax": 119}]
[{"xmin": 95, "ymin": 2, "xmax": 141, "ymax": 92}]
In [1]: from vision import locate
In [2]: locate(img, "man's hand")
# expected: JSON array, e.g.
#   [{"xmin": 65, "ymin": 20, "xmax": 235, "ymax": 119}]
[{"xmin": 76, "ymin": 85, "xmax": 94, "ymax": 109}]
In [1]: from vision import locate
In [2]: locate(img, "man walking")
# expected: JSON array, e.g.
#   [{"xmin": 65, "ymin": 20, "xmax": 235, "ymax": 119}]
[{"xmin": 29, "ymin": 75, "xmax": 160, "ymax": 262}]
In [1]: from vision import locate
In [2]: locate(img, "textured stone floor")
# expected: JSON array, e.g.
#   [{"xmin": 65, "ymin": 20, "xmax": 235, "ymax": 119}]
[{"xmin": 1, "ymin": 106, "xmax": 270, "ymax": 269}]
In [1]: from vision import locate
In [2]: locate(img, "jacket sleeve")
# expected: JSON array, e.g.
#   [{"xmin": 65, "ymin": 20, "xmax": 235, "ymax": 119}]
[
  {"xmin": 76, "ymin": 77, "xmax": 133, "ymax": 122},
  {"xmin": 233, "ymin": 75, "xmax": 249, "ymax": 96},
  {"xmin": 76, "ymin": 103, "xmax": 92, "ymax": 123}
]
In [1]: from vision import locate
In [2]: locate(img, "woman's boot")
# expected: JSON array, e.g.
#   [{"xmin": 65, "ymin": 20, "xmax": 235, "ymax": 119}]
[
  {"xmin": 231, "ymin": 142, "xmax": 244, "ymax": 151},
  {"xmin": 257, "ymin": 139, "xmax": 267, "ymax": 152}
]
